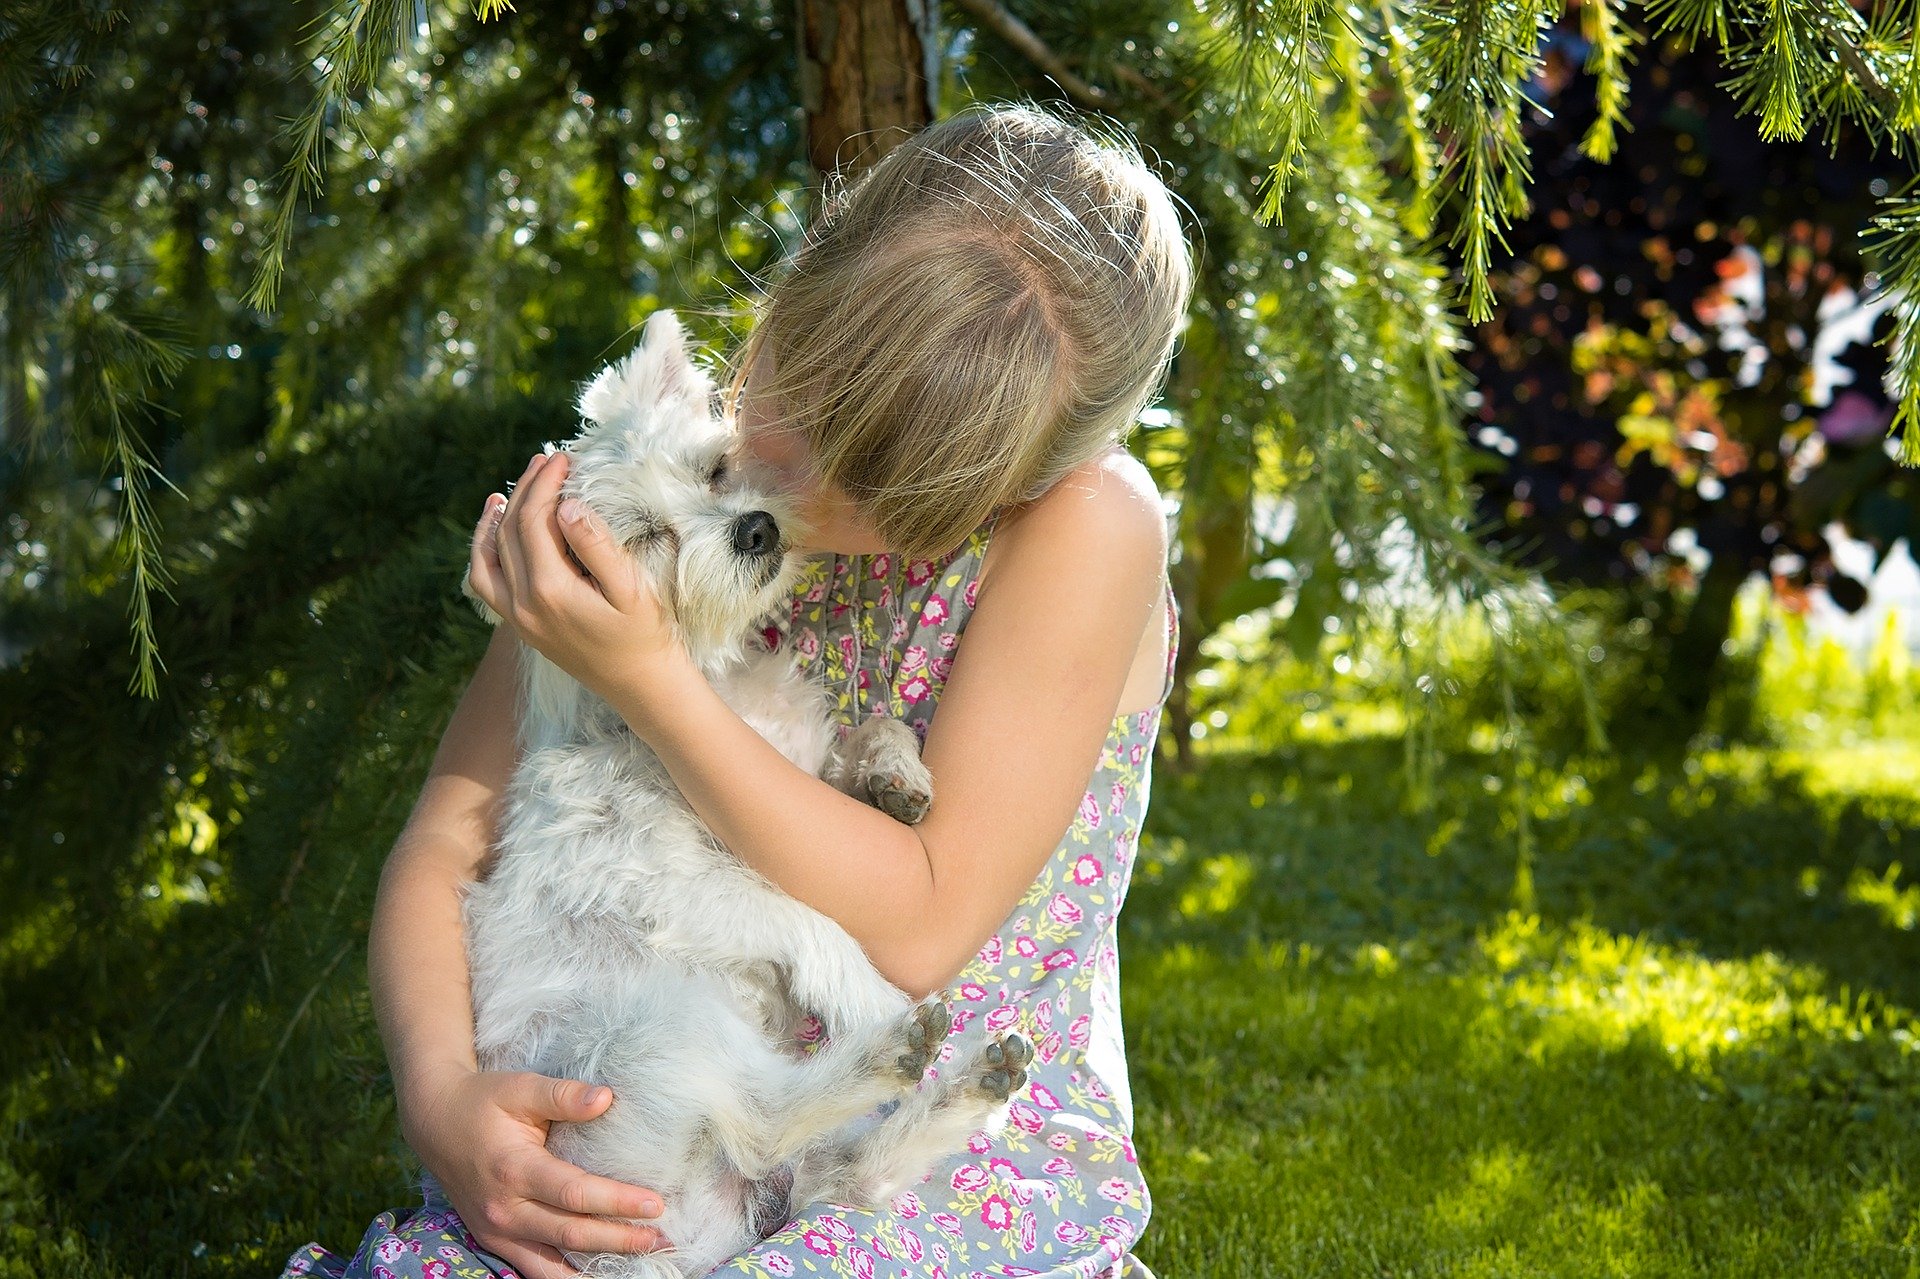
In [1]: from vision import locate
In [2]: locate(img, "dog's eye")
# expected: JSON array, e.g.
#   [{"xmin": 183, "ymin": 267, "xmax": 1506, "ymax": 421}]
[{"xmin": 708, "ymin": 455, "xmax": 729, "ymax": 489}]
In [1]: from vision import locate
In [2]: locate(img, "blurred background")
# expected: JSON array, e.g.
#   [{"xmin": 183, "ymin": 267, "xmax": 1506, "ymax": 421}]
[{"xmin": 3, "ymin": 1, "xmax": 1918, "ymax": 1275}]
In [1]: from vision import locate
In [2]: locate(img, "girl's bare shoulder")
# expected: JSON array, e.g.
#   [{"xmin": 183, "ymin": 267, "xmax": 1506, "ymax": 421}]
[{"xmin": 987, "ymin": 446, "xmax": 1166, "ymax": 579}]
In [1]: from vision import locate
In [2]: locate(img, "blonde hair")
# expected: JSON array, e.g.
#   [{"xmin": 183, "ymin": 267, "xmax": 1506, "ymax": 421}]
[{"xmin": 722, "ymin": 101, "xmax": 1194, "ymax": 559}]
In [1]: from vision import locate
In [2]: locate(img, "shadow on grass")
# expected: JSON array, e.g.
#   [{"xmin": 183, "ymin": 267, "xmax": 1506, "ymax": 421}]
[
  {"xmin": 1131, "ymin": 735, "xmax": 1920, "ymax": 1012},
  {"xmin": 1123, "ymin": 938, "xmax": 1916, "ymax": 1278}
]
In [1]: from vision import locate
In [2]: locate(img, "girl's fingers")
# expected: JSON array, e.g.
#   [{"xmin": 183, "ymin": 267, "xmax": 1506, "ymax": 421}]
[
  {"xmin": 513, "ymin": 450, "xmax": 577, "ymax": 589},
  {"xmin": 483, "ymin": 1236, "xmax": 578, "ymax": 1279},
  {"xmin": 469, "ymin": 493, "xmax": 508, "ymax": 609},
  {"xmin": 521, "ymin": 1146, "xmax": 663, "ymax": 1226},
  {"xmin": 496, "ymin": 452, "xmax": 552, "ymax": 608},
  {"xmin": 510, "ymin": 1193, "xmax": 666, "ymax": 1258}
]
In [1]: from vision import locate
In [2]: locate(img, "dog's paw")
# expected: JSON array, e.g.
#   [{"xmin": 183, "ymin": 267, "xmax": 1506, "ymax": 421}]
[
  {"xmin": 893, "ymin": 999, "xmax": 952, "ymax": 1082},
  {"xmin": 972, "ymin": 1032, "xmax": 1033, "ymax": 1102},
  {"xmin": 867, "ymin": 769, "xmax": 933, "ymax": 824}
]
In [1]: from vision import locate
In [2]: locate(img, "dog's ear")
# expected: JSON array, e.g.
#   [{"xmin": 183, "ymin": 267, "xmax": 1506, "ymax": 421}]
[{"xmin": 577, "ymin": 308, "xmax": 714, "ymax": 433}]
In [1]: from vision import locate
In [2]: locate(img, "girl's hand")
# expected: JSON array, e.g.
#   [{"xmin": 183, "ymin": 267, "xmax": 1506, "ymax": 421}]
[
  {"xmin": 468, "ymin": 450, "xmax": 684, "ymax": 706},
  {"xmin": 402, "ymin": 1066, "xmax": 668, "ymax": 1279}
]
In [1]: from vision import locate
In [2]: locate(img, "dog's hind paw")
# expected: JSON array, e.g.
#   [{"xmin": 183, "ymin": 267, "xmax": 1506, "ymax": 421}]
[
  {"xmin": 867, "ymin": 769, "xmax": 932, "ymax": 825},
  {"xmin": 893, "ymin": 998, "xmax": 952, "ymax": 1082},
  {"xmin": 973, "ymin": 1032, "xmax": 1033, "ymax": 1102}
]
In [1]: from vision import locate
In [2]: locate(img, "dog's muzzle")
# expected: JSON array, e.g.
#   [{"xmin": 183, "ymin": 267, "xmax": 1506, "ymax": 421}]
[{"xmin": 733, "ymin": 510, "xmax": 779, "ymax": 557}]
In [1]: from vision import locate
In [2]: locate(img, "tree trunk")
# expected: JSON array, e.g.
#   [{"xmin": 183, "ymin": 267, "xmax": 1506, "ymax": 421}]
[{"xmin": 794, "ymin": 0, "xmax": 939, "ymax": 182}]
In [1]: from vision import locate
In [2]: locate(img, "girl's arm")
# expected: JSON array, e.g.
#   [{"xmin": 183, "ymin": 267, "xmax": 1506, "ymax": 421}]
[{"xmin": 475, "ymin": 448, "xmax": 1168, "ymax": 998}]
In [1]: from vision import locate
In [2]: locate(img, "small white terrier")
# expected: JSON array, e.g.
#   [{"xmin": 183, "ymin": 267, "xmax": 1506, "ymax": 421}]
[{"xmin": 458, "ymin": 310, "xmax": 1031, "ymax": 1278}]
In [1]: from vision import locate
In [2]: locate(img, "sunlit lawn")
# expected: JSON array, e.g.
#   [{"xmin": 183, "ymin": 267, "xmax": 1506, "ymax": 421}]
[
  {"xmin": 1127, "ymin": 727, "xmax": 1920, "ymax": 1277},
  {"xmin": 4, "ymin": 627, "xmax": 1918, "ymax": 1278}
]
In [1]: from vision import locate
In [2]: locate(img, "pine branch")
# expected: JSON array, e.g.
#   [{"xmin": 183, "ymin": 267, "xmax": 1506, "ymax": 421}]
[{"xmin": 1578, "ymin": 0, "xmax": 1644, "ymax": 162}]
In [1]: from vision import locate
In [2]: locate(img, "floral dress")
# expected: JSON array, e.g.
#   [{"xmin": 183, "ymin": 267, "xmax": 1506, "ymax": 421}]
[{"xmin": 278, "ymin": 508, "xmax": 1176, "ymax": 1279}]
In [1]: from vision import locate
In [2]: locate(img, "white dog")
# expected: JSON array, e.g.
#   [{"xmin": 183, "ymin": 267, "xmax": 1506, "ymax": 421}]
[{"xmin": 457, "ymin": 310, "xmax": 1032, "ymax": 1278}]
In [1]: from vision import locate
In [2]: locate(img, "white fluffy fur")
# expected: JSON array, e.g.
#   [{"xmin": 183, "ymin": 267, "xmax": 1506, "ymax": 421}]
[{"xmin": 457, "ymin": 310, "xmax": 1029, "ymax": 1278}]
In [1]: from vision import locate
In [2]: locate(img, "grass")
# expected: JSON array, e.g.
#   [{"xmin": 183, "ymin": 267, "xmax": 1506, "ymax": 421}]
[
  {"xmin": 4, "ymin": 592, "xmax": 1919, "ymax": 1277},
  {"xmin": 1125, "ymin": 736, "xmax": 1920, "ymax": 1276}
]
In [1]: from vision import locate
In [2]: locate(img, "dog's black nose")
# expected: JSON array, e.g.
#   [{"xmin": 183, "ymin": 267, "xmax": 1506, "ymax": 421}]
[{"xmin": 732, "ymin": 510, "xmax": 779, "ymax": 557}]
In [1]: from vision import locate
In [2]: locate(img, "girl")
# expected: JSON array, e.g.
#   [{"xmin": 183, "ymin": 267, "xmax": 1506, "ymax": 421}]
[{"xmin": 279, "ymin": 100, "xmax": 1193, "ymax": 1279}]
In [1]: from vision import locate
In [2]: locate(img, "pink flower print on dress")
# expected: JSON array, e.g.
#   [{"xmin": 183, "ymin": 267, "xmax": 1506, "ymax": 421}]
[
  {"xmin": 1067, "ymin": 1014, "xmax": 1091, "ymax": 1048},
  {"xmin": 1038, "ymin": 1029, "xmax": 1063, "ymax": 1062},
  {"xmin": 1029, "ymin": 1082, "xmax": 1062, "ymax": 1110},
  {"xmin": 856, "ymin": 668, "xmax": 871, "ymax": 691},
  {"xmin": 764, "ymin": 1255, "xmax": 795, "ymax": 1277},
  {"xmin": 932, "ymin": 1212, "xmax": 965, "ymax": 1238},
  {"xmin": 950, "ymin": 1164, "xmax": 990, "ymax": 1193},
  {"xmin": 372, "ymin": 1266, "xmax": 397, "ymax": 1279},
  {"xmin": 963, "ymin": 578, "xmax": 979, "ymax": 609},
  {"xmin": 1012, "ymin": 936, "xmax": 1037, "ymax": 958},
  {"xmin": 1054, "ymin": 1221, "xmax": 1092, "ymax": 1246},
  {"xmin": 1071, "ymin": 855, "xmax": 1103, "ymax": 885},
  {"xmin": 1108, "ymin": 781, "xmax": 1127, "ymax": 816},
  {"xmin": 929, "ymin": 655, "xmax": 952, "ymax": 683},
  {"xmin": 820, "ymin": 1216, "xmax": 856, "ymax": 1243},
  {"xmin": 923, "ymin": 593, "xmax": 950, "ymax": 626},
  {"xmin": 900, "ymin": 673, "xmax": 932, "ymax": 704},
  {"xmin": 837, "ymin": 634, "xmax": 858, "ymax": 671},
  {"xmin": 1119, "ymin": 1132, "xmax": 1138, "ymax": 1164},
  {"xmin": 959, "ymin": 981, "xmax": 988, "ymax": 1002},
  {"xmin": 1129, "ymin": 742, "xmax": 1147, "ymax": 765},
  {"xmin": 978, "ymin": 1195, "xmax": 1013, "ymax": 1231},
  {"xmin": 950, "ymin": 1008, "xmax": 975, "ymax": 1033},
  {"xmin": 977, "ymin": 934, "xmax": 1003, "ymax": 964},
  {"xmin": 794, "ymin": 628, "xmax": 820, "ymax": 660},
  {"xmin": 988, "ymin": 1156, "xmax": 1021, "ymax": 1180},
  {"xmin": 1033, "ymin": 999, "xmax": 1054, "ymax": 1031},
  {"xmin": 1020, "ymin": 1209, "xmax": 1039, "ymax": 1253},
  {"xmin": 901, "ymin": 644, "xmax": 929, "ymax": 672},
  {"xmin": 937, "ymin": 631, "xmax": 957, "ymax": 650},
  {"xmin": 869, "ymin": 553, "xmax": 892, "ymax": 579},
  {"xmin": 892, "ymin": 1190, "xmax": 924, "ymax": 1219},
  {"xmin": 1041, "ymin": 948, "xmax": 1077, "ymax": 972},
  {"xmin": 900, "ymin": 1230, "xmax": 925, "ymax": 1263},
  {"xmin": 1043, "ymin": 1155, "xmax": 1076, "ymax": 1176},
  {"xmin": 967, "ymin": 1130, "xmax": 994, "ymax": 1155},
  {"xmin": 759, "ymin": 624, "xmax": 781, "ymax": 652},
  {"xmin": 375, "ymin": 1239, "xmax": 406, "ymax": 1265},
  {"xmin": 850, "ymin": 1245, "xmax": 877, "ymax": 1279},
  {"xmin": 804, "ymin": 574, "xmax": 829, "ymax": 603},
  {"xmin": 1099, "ymin": 1215, "xmax": 1134, "ymax": 1240},
  {"xmin": 1046, "ymin": 1131, "xmax": 1075, "ymax": 1152},
  {"xmin": 419, "ymin": 1261, "xmax": 450, "ymax": 1279},
  {"xmin": 890, "ymin": 613, "xmax": 910, "ymax": 645},
  {"xmin": 802, "ymin": 1229, "xmax": 838, "ymax": 1257},
  {"xmin": 1046, "ymin": 894, "xmax": 1082, "ymax": 926},
  {"xmin": 435, "ymin": 1246, "xmax": 462, "ymax": 1261},
  {"xmin": 985, "ymin": 1004, "xmax": 1020, "ymax": 1032},
  {"xmin": 906, "ymin": 559, "xmax": 936, "ymax": 586},
  {"xmin": 1006, "ymin": 1100, "xmax": 1046, "ymax": 1134},
  {"xmin": 1077, "ymin": 792, "xmax": 1103, "ymax": 829}
]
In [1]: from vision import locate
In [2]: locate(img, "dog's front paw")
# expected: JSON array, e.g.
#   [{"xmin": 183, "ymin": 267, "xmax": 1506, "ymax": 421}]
[
  {"xmin": 893, "ymin": 998, "xmax": 952, "ymax": 1082},
  {"xmin": 972, "ymin": 1032, "xmax": 1033, "ymax": 1102},
  {"xmin": 867, "ymin": 769, "xmax": 932, "ymax": 825}
]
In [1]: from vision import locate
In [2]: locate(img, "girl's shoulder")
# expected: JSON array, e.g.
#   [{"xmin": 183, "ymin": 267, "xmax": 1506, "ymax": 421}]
[{"xmin": 981, "ymin": 444, "xmax": 1166, "ymax": 592}]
